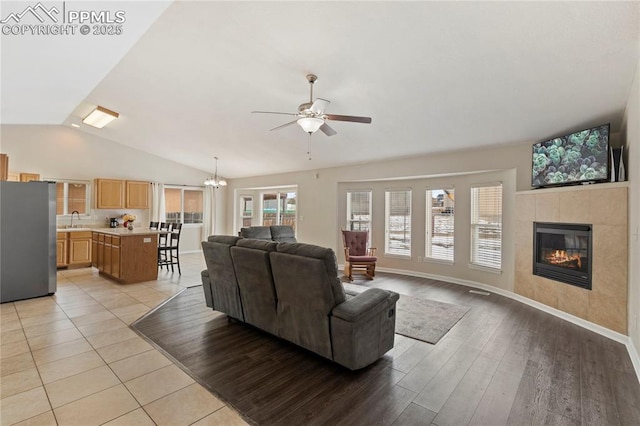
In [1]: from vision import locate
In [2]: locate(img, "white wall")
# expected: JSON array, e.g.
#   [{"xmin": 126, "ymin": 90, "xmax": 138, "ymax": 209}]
[
  {"xmin": 226, "ymin": 142, "xmax": 531, "ymax": 291},
  {"xmin": 0, "ymin": 125, "xmax": 223, "ymax": 252},
  {"xmin": 622, "ymin": 59, "xmax": 640, "ymax": 353}
]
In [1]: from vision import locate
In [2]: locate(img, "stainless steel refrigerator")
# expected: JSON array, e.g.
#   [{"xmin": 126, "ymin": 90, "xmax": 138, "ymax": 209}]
[{"xmin": 1, "ymin": 181, "xmax": 57, "ymax": 303}]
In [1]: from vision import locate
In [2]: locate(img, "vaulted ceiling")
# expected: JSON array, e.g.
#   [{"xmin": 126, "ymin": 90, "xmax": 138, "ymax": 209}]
[{"xmin": 2, "ymin": 1, "xmax": 639, "ymax": 179}]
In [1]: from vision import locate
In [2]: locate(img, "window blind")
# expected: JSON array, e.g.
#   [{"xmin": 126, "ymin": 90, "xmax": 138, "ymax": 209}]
[
  {"xmin": 470, "ymin": 184, "xmax": 502, "ymax": 269},
  {"xmin": 385, "ymin": 190, "xmax": 411, "ymax": 256},
  {"xmin": 347, "ymin": 191, "xmax": 372, "ymax": 231},
  {"xmin": 426, "ymin": 188, "xmax": 454, "ymax": 262}
]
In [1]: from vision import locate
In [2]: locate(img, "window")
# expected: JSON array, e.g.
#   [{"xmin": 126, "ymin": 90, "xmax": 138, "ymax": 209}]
[
  {"xmin": 54, "ymin": 181, "xmax": 90, "ymax": 216},
  {"xmin": 426, "ymin": 188, "xmax": 454, "ymax": 262},
  {"xmin": 240, "ymin": 196, "xmax": 253, "ymax": 228},
  {"xmin": 164, "ymin": 187, "xmax": 203, "ymax": 224},
  {"xmin": 385, "ymin": 189, "xmax": 411, "ymax": 256},
  {"xmin": 470, "ymin": 184, "xmax": 502, "ymax": 270},
  {"xmin": 346, "ymin": 190, "xmax": 372, "ymax": 231},
  {"xmin": 261, "ymin": 191, "xmax": 296, "ymax": 230}
]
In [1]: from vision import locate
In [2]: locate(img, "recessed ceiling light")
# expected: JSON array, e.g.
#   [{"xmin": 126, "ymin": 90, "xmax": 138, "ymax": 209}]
[
  {"xmin": 82, "ymin": 106, "xmax": 119, "ymax": 128},
  {"xmin": 70, "ymin": 123, "xmax": 80, "ymax": 128}
]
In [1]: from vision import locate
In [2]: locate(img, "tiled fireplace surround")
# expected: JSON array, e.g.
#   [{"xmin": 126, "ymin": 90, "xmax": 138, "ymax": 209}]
[{"xmin": 515, "ymin": 183, "xmax": 628, "ymax": 334}]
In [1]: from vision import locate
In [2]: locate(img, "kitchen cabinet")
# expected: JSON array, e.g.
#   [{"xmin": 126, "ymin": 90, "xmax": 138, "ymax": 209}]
[
  {"xmin": 92, "ymin": 230, "xmax": 155, "ymax": 283},
  {"xmin": 57, "ymin": 231, "xmax": 92, "ymax": 268},
  {"xmin": 0, "ymin": 154, "xmax": 7, "ymax": 180},
  {"xmin": 20, "ymin": 173, "xmax": 40, "ymax": 182},
  {"xmin": 56, "ymin": 232, "xmax": 68, "ymax": 268},
  {"xmin": 95, "ymin": 178, "xmax": 125, "ymax": 209},
  {"xmin": 69, "ymin": 231, "xmax": 92, "ymax": 266},
  {"xmin": 125, "ymin": 181, "xmax": 149, "ymax": 209},
  {"xmin": 94, "ymin": 178, "xmax": 150, "ymax": 209}
]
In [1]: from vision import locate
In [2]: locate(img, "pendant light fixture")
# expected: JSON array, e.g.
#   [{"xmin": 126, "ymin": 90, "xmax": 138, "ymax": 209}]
[{"xmin": 204, "ymin": 157, "xmax": 227, "ymax": 188}]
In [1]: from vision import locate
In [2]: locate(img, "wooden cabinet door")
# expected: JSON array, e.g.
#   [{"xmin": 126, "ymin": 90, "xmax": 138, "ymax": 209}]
[
  {"xmin": 20, "ymin": 173, "xmax": 40, "ymax": 182},
  {"xmin": 91, "ymin": 233, "xmax": 98, "ymax": 267},
  {"xmin": 104, "ymin": 244, "xmax": 112, "ymax": 274},
  {"xmin": 56, "ymin": 239, "xmax": 67, "ymax": 267},
  {"xmin": 95, "ymin": 179, "xmax": 124, "ymax": 209},
  {"xmin": 97, "ymin": 237, "xmax": 105, "ymax": 271},
  {"xmin": 125, "ymin": 181, "xmax": 149, "ymax": 209},
  {"xmin": 69, "ymin": 239, "xmax": 91, "ymax": 264}
]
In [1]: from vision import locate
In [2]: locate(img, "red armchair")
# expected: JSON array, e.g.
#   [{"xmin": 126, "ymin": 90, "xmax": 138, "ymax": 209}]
[{"xmin": 342, "ymin": 230, "xmax": 377, "ymax": 281}]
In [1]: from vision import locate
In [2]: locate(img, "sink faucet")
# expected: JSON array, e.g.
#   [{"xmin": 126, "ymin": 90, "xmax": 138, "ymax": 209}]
[{"xmin": 70, "ymin": 210, "xmax": 80, "ymax": 228}]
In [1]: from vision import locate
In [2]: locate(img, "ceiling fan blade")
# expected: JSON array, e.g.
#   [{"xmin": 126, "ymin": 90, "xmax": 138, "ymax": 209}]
[
  {"xmin": 325, "ymin": 114, "xmax": 372, "ymax": 124},
  {"xmin": 310, "ymin": 98, "xmax": 330, "ymax": 114},
  {"xmin": 252, "ymin": 111, "xmax": 298, "ymax": 116},
  {"xmin": 320, "ymin": 122, "xmax": 337, "ymax": 136},
  {"xmin": 269, "ymin": 120, "xmax": 298, "ymax": 131}
]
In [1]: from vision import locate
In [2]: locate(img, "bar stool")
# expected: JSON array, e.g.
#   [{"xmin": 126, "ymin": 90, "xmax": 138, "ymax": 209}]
[
  {"xmin": 158, "ymin": 222, "xmax": 171, "ymax": 268},
  {"xmin": 158, "ymin": 223, "xmax": 182, "ymax": 274},
  {"xmin": 149, "ymin": 221, "xmax": 159, "ymax": 230}
]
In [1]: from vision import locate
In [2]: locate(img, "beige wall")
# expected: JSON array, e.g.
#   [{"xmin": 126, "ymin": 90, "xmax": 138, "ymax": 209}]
[
  {"xmin": 622, "ymin": 59, "xmax": 640, "ymax": 351},
  {"xmin": 0, "ymin": 125, "xmax": 223, "ymax": 252}
]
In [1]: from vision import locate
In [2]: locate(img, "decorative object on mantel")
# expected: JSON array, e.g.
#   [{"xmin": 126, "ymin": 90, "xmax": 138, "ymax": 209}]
[
  {"xmin": 122, "ymin": 213, "xmax": 136, "ymax": 228},
  {"xmin": 343, "ymin": 283, "xmax": 469, "ymax": 344},
  {"xmin": 252, "ymin": 73, "xmax": 372, "ymax": 137},
  {"xmin": 203, "ymin": 157, "xmax": 227, "ymax": 188},
  {"xmin": 610, "ymin": 146, "xmax": 625, "ymax": 182}
]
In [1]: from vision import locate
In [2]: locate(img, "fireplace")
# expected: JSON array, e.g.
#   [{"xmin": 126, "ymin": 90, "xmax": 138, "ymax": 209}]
[{"xmin": 533, "ymin": 222, "xmax": 592, "ymax": 290}]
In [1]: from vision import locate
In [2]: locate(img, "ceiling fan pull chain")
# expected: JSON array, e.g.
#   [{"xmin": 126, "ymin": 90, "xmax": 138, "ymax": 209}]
[{"xmin": 307, "ymin": 134, "xmax": 312, "ymax": 160}]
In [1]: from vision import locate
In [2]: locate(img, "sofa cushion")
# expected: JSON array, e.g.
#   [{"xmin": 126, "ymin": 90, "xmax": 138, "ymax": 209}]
[
  {"xmin": 208, "ymin": 235, "xmax": 242, "ymax": 245},
  {"xmin": 275, "ymin": 242, "xmax": 346, "ymax": 304},
  {"xmin": 236, "ymin": 238, "xmax": 278, "ymax": 252},
  {"xmin": 201, "ymin": 240, "xmax": 244, "ymax": 321},
  {"xmin": 231, "ymin": 242, "xmax": 278, "ymax": 335},
  {"xmin": 270, "ymin": 225, "xmax": 297, "ymax": 243},
  {"xmin": 240, "ymin": 226, "xmax": 272, "ymax": 240}
]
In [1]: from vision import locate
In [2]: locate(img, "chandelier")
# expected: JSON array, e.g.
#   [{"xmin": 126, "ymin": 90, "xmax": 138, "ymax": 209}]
[{"xmin": 204, "ymin": 157, "xmax": 227, "ymax": 188}]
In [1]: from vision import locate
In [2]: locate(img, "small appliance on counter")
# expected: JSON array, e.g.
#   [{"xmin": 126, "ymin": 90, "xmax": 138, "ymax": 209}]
[{"xmin": 110, "ymin": 218, "xmax": 119, "ymax": 228}]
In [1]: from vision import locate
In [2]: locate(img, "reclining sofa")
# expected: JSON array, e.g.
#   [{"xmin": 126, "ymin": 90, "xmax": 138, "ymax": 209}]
[
  {"xmin": 201, "ymin": 235, "xmax": 399, "ymax": 370},
  {"xmin": 239, "ymin": 225, "xmax": 297, "ymax": 242}
]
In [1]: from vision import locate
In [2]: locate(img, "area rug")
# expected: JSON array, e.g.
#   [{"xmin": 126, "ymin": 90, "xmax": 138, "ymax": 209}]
[{"xmin": 343, "ymin": 283, "xmax": 469, "ymax": 344}]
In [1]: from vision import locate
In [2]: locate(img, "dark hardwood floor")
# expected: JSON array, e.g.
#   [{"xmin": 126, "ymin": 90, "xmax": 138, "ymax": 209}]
[{"xmin": 132, "ymin": 273, "xmax": 640, "ymax": 425}]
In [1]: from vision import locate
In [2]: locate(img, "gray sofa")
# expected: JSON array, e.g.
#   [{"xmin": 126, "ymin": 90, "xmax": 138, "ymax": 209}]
[
  {"xmin": 239, "ymin": 225, "xmax": 297, "ymax": 242},
  {"xmin": 201, "ymin": 236, "xmax": 399, "ymax": 370}
]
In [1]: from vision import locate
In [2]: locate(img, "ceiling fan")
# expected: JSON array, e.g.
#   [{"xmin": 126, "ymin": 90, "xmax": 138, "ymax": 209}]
[{"xmin": 252, "ymin": 74, "xmax": 372, "ymax": 136}]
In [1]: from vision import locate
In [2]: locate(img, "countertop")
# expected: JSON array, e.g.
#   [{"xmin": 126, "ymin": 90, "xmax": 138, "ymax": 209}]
[{"xmin": 57, "ymin": 227, "xmax": 161, "ymax": 236}]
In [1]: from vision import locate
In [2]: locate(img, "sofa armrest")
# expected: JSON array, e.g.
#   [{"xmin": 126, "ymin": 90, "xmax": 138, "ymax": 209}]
[{"xmin": 332, "ymin": 288, "xmax": 398, "ymax": 322}]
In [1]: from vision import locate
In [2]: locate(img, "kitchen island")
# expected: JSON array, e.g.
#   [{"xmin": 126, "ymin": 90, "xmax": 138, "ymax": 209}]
[{"xmin": 92, "ymin": 228, "xmax": 160, "ymax": 284}]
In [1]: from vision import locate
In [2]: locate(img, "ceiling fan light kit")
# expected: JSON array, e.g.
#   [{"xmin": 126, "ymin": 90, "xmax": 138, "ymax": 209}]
[
  {"xmin": 297, "ymin": 117, "xmax": 324, "ymax": 134},
  {"xmin": 252, "ymin": 73, "xmax": 372, "ymax": 138}
]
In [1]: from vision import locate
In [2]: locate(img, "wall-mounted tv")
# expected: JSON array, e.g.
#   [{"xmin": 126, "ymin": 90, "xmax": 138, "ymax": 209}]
[{"xmin": 532, "ymin": 123, "xmax": 610, "ymax": 188}]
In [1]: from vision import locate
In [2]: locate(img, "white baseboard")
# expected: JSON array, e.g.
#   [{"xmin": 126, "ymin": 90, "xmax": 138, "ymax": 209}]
[
  {"xmin": 354, "ymin": 265, "xmax": 640, "ymax": 382},
  {"xmin": 179, "ymin": 250, "xmax": 202, "ymax": 254}
]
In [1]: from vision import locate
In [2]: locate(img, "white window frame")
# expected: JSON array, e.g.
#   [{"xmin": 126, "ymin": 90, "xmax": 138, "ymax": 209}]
[
  {"xmin": 49, "ymin": 179, "xmax": 91, "ymax": 217},
  {"xmin": 425, "ymin": 187, "xmax": 455, "ymax": 264},
  {"xmin": 470, "ymin": 183, "xmax": 503, "ymax": 272},
  {"xmin": 259, "ymin": 189, "xmax": 297, "ymax": 229},
  {"xmin": 385, "ymin": 189, "xmax": 412, "ymax": 258}
]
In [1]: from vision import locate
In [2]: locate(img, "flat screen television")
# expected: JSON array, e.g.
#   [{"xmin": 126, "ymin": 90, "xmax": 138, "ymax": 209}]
[{"xmin": 532, "ymin": 123, "xmax": 610, "ymax": 188}]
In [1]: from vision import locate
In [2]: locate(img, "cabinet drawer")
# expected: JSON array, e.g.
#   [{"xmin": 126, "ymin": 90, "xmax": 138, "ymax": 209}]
[
  {"xmin": 57, "ymin": 232, "xmax": 68, "ymax": 240},
  {"xmin": 105, "ymin": 235, "xmax": 112, "ymax": 244},
  {"xmin": 111, "ymin": 236, "xmax": 121, "ymax": 247},
  {"xmin": 70, "ymin": 231, "xmax": 92, "ymax": 239},
  {"xmin": 98, "ymin": 233, "xmax": 105, "ymax": 243},
  {"xmin": 92, "ymin": 232, "xmax": 98, "ymax": 241}
]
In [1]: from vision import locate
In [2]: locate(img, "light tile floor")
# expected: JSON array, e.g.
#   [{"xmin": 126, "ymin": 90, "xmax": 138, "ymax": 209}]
[{"xmin": 0, "ymin": 253, "xmax": 248, "ymax": 426}]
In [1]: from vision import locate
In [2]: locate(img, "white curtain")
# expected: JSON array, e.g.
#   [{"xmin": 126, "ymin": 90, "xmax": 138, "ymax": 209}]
[
  {"xmin": 150, "ymin": 182, "xmax": 166, "ymax": 223},
  {"xmin": 202, "ymin": 185, "xmax": 216, "ymax": 240}
]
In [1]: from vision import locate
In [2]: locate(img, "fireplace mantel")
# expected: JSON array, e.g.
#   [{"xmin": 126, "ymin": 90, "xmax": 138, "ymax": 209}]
[{"xmin": 514, "ymin": 183, "xmax": 628, "ymax": 334}]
